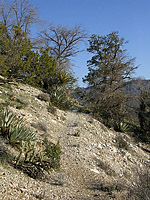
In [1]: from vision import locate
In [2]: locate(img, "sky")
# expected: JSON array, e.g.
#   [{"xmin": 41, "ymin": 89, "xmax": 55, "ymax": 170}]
[{"xmin": 31, "ymin": 0, "xmax": 150, "ymax": 87}]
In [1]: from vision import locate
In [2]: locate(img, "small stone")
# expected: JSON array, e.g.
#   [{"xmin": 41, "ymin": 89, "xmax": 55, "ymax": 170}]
[{"xmin": 90, "ymin": 168, "xmax": 100, "ymax": 174}]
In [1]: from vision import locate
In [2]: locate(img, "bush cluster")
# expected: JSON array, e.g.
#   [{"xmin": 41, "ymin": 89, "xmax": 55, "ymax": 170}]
[
  {"xmin": 138, "ymin": 96, "xmax": 150, "ymax": 143},
  {"xmin": 49, "ymin": 86, "xmax": 72, "ymax": 110},
  {"xmin": 0, "ymin": 107, "xmax": 61, "ymax": 179}
]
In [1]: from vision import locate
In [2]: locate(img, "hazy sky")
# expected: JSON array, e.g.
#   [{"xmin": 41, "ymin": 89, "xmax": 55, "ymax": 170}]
[{"xmin": 32, "ymin": 0, "xmax": 150, "ymax": 87}]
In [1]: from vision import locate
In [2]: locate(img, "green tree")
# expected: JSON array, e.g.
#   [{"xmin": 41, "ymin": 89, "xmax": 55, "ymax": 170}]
[
  {"xmin": 83, "ymin": 32, "xmax": 137, "ymax": 126},
  {"xmin": 0, "ymin": 23, "xmax": 57, "ymax": 89},
  {"xmin": 38, "ymin": 48, "xmax": 57, "ymax": 89},
  {"xmin": 0, "ymin": 23, "xmax": 32, "ymax": 77}
]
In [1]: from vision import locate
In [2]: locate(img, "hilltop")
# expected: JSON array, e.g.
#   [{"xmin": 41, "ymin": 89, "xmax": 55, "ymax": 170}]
[{"xmin": 0, "ymin": 81, "xmax": 149, "ymax": 200}]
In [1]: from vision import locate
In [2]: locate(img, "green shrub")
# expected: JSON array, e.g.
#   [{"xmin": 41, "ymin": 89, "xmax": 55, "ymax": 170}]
[
  {"xmin": 0, "ymin": 108, "xmax": 61, "ymax": 179},
  {"xmin": 9, "ymin": 121, "xmax": 35, "ymax": 145},
  {"xmin": 43, "ymin": 138, "xmax": 61, "ymax": 169},
  {"xmin": 16, "ymin": 140, "xmax": 43, "ymax": 165},
  {"xmin": 92, "ymin": 106, "xmax": 110, "ymax": 126},
  {"xmin": 15, "ymin": 138, "xmax": 61, "ymax": 179},
  {"xmin": 0, "ymin": 107, "xmax": 15, "ymax": 136},
  {"xmin": 138, "ymin": 97, "xmax": 150, "ymax": 143}
]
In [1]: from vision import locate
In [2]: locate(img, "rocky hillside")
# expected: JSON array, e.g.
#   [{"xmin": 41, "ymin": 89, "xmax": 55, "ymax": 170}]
[{"xmin": 0, "ymin": 81, "xmax": 150, "ymax": 200}]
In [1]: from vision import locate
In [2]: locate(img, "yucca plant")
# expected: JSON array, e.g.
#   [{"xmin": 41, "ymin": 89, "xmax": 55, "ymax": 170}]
[
  {"xmin": 51, "ymin": 88, "xmax": 65, "ymax": 103},
  {"xmin": 114, "ymin": 121, "xmax": 130, "ymax": 133},
  {"xmin": 0, "ymin": 108, "xmax": 61, "ymax": 179},
  {"xmin": 59, "ymin": 71, "xmax": 74, "ymax": 86}
]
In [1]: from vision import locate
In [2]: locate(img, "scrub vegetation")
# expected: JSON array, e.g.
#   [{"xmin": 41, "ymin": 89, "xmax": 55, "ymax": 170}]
[{"xmin": 0, "ymin": 0, "xmax": 149, "ymax": 199}]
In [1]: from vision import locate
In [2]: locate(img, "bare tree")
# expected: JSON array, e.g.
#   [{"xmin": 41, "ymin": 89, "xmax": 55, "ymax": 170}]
[
  {"xmin": 0, "ymin": 0, "xmax": 39, "ymax": 34},
  {"xmin": 0, "ymin": 0, "xmax": 13, "ymax": 28},
  {"xmin": 38, "ymin": 24, "xmax": 87, "ymax": 69}
]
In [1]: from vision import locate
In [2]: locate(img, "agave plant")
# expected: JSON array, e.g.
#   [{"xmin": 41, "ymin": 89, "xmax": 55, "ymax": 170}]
[
  {"xmin": 0, "ymin": 107, "xmax": 15, "ymax": 135},
  {"xmin": 0, "ymin": 107, "xmax": 35, "ymax": 145},
  {"xmin": 50, "ymin": 87, "xmax": 70, "ymax": 109},
  {"xmin": 9, "ymin": 123, "xmax": 35, "ymax": 145}
]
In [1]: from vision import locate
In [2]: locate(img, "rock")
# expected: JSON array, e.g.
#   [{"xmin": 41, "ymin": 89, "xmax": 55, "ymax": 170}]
[
  {"xmin": 90, "ymin": 168, "xmax": 100, "ymax": 174},
  {"xmin": 37, "ymin": 93, "xmax": 50, "ymax": 102}
]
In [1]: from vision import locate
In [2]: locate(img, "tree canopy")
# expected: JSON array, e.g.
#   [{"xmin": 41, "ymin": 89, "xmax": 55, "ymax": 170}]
[
  {"xmin": 84, "ymin": 32, "xmax": 136, "ymax": 88},
  {"xmin": 38, "ymin": 24, "xmax": 87, "ymax": 70},
  {"xmin": 0, "ymin": 0, "xmax": 39, "ymax": 34},
  {"xmin": 0, "ymin": 23, "xmax": 57, "ymax": 88},
  {"xmin": 83, "ymin": 32, "xmax": 137, "ymax": 126}
]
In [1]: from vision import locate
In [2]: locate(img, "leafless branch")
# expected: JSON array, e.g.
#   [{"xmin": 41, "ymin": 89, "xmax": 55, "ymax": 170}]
[
  {"xmin": 38, "ymin": 24, "xmax": 87, "ymax": 68},
  {"xmin": 0, "ymin": 0, "xmax": 39, "ymax": 34}
]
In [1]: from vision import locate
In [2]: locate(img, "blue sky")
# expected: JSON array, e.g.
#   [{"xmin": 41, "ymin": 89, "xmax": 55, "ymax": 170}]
[{"xmin": 32, "ymin": 0, "xmax": 150, "ymax": 87}]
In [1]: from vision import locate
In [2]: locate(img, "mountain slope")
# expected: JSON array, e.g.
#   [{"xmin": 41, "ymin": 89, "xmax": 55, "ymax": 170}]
[{"xmin": 0, "ymin": 82, "xmax": 150, "ymax": 200}]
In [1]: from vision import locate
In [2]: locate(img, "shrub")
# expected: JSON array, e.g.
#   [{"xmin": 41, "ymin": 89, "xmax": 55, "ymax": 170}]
[
  {"xmin": 91, "ymin": 180, "xmax": 123, "ymax": 198},
  {"xmin": 43, "ymin": 138, "xmax": 61, "ymax": 169},
  {"xmin": 14, "ymin": 97, "xmax": 28, "ymax": 108},
  {"xmin": 0, "ymin": 107, "xmax": 15, "ymax": 136},
  {"xmin": 0, "ymin": 108, "xmax": 61, "ymax": 179},
  {"xmin": 115, "ymin": 135, "xmax": 129, "ymax": 150},
  {"xmin": 15, "ymin": 138, "xmax": 61, "ymax": 179},
  {"xmin": 9, "ymin": 121, "xmax": 35, "ymax": 145},
  {"xmin": 138, "ymin": 97, "xmax": 150, "ymax": 143},
  {"xmin": 47, "ymin": 106, "xmax": 57, "ymax": 114}
]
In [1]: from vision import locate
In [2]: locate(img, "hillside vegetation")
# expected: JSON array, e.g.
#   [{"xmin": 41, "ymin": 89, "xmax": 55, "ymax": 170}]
[
  {"xmin": 0, "ymin": 1, "xmax": 149, "ymax": 199},
  {"xmin": 0, "ymin": 80, "xmax": 149, "ymax": 200}
]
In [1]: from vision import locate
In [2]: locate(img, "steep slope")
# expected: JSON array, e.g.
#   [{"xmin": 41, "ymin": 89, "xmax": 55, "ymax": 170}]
[{"xmin": 0, "ymin": 82, "xmax": 150, "ymax": 200}]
